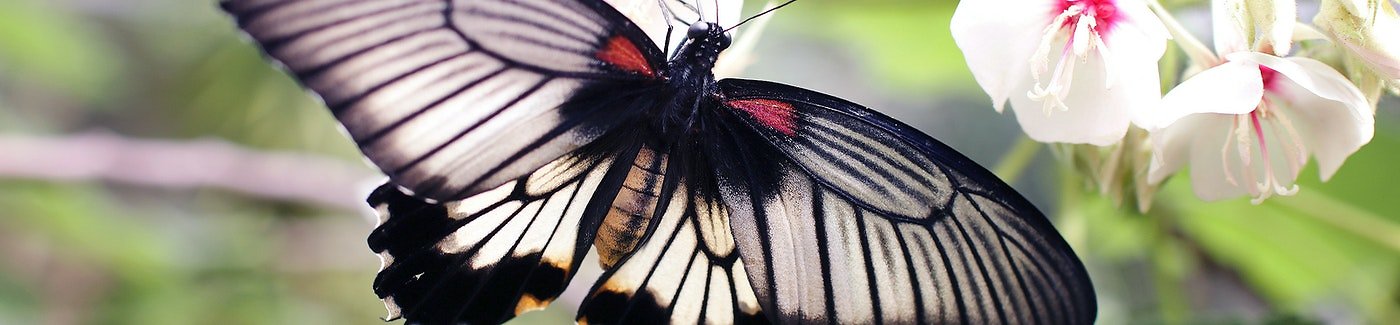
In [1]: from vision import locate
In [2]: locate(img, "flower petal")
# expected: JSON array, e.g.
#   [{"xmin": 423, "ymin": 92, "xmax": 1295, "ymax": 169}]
[
  {"xmin": 1148, "ymin": 114, "xmax": 1211, "ymax": 184},
  {"xmin": 1226, "ymin": 53, "xmax": 1366, "ymax": 105},
  {"xmin": 1111, "ymin": 0, "xmax": 1171, "ymax": 47},
  {"xmin": 1263, "ymin": 61, "xmax": 1375, "ymax": 180},
  {"xmin": 1004, "ymin": 48, "xmax": 1137, "ymax": 145},
  {"xmin": 1156, "ymin": 114, "xmax": 1255, "ymax": 200},
  {"xmin": 1149, "ymin": 60, "xmax": 1264, "ymax": 130},
  {"xmin": 951, "ymin": 0, "xmax": 1056, "ymax": 112},
  {"xmin": 1103, "ymin": 1, "xmax": 1169, "ymax": 128}
]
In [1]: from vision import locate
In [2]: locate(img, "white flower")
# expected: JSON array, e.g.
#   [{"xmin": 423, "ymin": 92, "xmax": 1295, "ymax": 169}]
[
  {"xmin": 951, "ymin": 0, "xmax": 1169, "ymax": 145},
  {"xmin": 1315, "ymin": 0, "xmax": 1400, "ymax": 80},
  {"xmin": 1146, "ymin": 1, "xmax": 1375, "ymax": 204}
]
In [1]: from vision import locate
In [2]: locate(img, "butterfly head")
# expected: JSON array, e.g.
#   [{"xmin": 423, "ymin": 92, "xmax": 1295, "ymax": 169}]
[{"xmin": 684, "ymin": 21, "xmax": 730, "ymax": 55}]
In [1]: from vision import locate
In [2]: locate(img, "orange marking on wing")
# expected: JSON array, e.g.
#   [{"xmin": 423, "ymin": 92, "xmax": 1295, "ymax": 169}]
[
  {"xmin": 513, "ymin": 294, "xmax": 551, "ymax": 315},
  {"xmin": 728, "ymin": 99, "xmax": 798, "ymax": 136},
  {"xmin": 596, "ymin": 35, "xmax": 654, "ymax": 77}
]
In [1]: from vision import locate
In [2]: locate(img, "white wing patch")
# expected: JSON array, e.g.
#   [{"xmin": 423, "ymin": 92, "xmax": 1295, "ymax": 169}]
[
  {"xmin": 365, "ymin": 154, "xmax": 614, "ymax": 324},
  {"xmin": 223, "ymin": 0, "xmax": 661, "ymax": 201}
]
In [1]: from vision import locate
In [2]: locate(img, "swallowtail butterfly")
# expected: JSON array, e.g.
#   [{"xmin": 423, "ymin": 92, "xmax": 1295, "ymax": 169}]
[{"xmin": 221, "ymin": 0, "xmax": 1096, "ymax": 323}]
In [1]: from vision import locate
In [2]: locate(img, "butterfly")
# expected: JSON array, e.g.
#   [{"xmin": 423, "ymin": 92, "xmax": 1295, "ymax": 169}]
[{"xmin": 220, "ymin": 0, "xmax": 1096, "ymax": 323}]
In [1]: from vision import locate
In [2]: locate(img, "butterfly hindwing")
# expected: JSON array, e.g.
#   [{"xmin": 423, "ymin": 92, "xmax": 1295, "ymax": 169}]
[
  {"xmin": 713, "ymin": 79, "xmax": 1096, "ymax": 324},
  {"xmin": 366, "ymin": 151, "xmax": 633, "ymax": 324},
  {"xmin": 577, "ymin": 146, "xmax": 767, "ymax": 324},
  {"xmin": 220, "ymin": 0, "xmax": 666, "ymax": 201}
]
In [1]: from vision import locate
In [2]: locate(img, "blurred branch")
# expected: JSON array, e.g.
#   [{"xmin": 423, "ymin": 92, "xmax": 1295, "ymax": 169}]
[{"xmin": 0, "ymin": 132, "xmax": 380, "ymax": 211}]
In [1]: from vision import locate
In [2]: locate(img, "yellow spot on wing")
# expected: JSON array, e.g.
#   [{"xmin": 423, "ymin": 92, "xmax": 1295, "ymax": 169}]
[{"xmin": 513, "ymin": 294, "xmax": 551, "ymax": 315}]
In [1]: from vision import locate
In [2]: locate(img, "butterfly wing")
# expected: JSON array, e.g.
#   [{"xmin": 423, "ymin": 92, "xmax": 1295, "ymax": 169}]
[
  {"xmin": 712, "ymin": 79, "xmax": 1096, "ymax": 324},
  {"xmin": 366, "ymin": 148, "xmax": 637, "ymax": 324},
  {"xmin": 575, "ymin": 145, "xmax": 767, "ymax": 324},
  {"xmin": 220, "ymin": 0, "xmax": 666, "ymax": 201}
]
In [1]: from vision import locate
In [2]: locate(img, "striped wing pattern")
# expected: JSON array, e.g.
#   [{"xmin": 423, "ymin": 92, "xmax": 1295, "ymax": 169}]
[
  {"xmin": 578, "ymin": 148, "xmax": 766, "ymax": 324},
  {"xmin": 221, "ymin": 0, "xmax": 662, "ymax": 201},
  {"xmin": 716, "ymin": 79, "xmax": 1096, "ymax": 324},
  {"xmin": 366, "ymin": 153, "xmax": 620, "ymax": 324},
  {"xmin": 226, "ymin": 1, "xmax": 1097, "ymax": 323}
]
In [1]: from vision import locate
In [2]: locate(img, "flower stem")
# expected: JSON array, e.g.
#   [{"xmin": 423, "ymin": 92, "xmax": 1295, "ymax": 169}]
[
  {"xmin": 993, "ymin": 137, "xmax": 1042, "ymax": 184},
  {"xmin": 1274, "ymin": 190, "xmax": 1400, "ymax": 253},
  {"xmin": 1148, "ymin": 0, "xmax": 1219, "ymax": 68}
]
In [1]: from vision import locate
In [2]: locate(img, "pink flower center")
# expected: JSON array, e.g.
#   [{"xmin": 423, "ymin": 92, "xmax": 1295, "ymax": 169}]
[
  {"xmin": 1259, "ymin": 65, "xmax": 1280, "ymax": 92},
  {"xmin": 1028, "ymin": 0, "xmax": 1125, "ymax": 113},
  {"xmin": 1056, "ymin": 0, "xmax": 1120, "ymax": 36}
]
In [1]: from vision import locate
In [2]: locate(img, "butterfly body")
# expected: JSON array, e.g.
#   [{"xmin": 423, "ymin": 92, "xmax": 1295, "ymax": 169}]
[{"xmin": 222, "ymin": 0, "xmax": 1096, "ymax": 323}]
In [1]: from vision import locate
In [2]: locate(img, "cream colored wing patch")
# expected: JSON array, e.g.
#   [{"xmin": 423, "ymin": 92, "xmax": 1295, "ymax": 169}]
[{"xmin": 579, "ymin": 184, "xmax": 766, "ymax": 324}]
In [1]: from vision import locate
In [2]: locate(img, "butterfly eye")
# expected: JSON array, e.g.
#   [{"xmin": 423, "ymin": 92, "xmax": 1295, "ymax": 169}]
[{"xmin": 687, "ymin": 21, "xmax": 709, "ymax": 38}]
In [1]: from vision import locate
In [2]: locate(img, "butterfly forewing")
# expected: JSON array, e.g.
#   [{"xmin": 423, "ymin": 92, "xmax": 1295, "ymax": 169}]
[
  {"xmin": 221, "ymin": 0, "xmax": 664, "ymax": 201},
  {"xmin": 714, "ymin": 79, "xmax": 1097, "ymax": 324}
]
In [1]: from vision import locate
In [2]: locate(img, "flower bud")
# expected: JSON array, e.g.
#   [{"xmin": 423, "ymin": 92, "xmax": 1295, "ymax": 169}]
[
  {"xmin": 1315, "ymin": 0, "xmax": 1400, "ymax": 80},
  {"xmin": 1058, "ymin": 127, "xmax": 1159, "ymax": 212},
  {"xmin": 1245, "ymin": 0, "xmax": 1295, "ymax": 55}
]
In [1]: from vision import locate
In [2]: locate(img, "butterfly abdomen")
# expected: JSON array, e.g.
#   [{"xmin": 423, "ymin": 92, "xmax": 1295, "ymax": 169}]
[{"xmin": 595, "ymin": 146, "xmax": 669, "ymax": 269}]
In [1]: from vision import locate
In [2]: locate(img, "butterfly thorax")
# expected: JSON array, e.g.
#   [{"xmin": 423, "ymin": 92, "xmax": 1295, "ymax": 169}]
[
  {"xmin": 667, "ymin": 22, "xmax": 730, "ymax": 76},
  {"xmin": 655, "ymin": 22, "xmax": 730, "ymax": 134}
]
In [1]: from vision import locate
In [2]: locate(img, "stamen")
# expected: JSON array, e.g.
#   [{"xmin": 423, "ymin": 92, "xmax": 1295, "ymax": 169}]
[
  {"xmin": 1220, "ymin": 117, "xmax": 1238, "ymax": 186},
  {"xmin": 1268, "ymin": 101, "xmax": 1309, "ymax": 175},
  {"xmin": 1234, "ymin": 114, "xmax": 1257, "ymax": 196},
  {"xmin": 1072, "ymin": 13, "xmax": 1096, "ymax": 57},
  {"xmin": 1030, "ymin": 5, "xmax": 1084, "ymax": 81},
  {"xmin": 1028, "ymin": 46, "xmax": 1078, "ymax": 114},
  {"xmin": 1245, "ymin": 111, "xmax": 1300, "ymax": 204},
  {"xmin": 1249, "ymin": 112, "xmax": 1274, "ymax": 204},
  {"xmin": 1026, "ymin": 3, "xmax": 1113, "ymax": 115}
]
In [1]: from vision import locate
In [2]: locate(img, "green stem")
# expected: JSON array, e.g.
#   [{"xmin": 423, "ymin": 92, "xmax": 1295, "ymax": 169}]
[
  {"xmin": 1274, "ymin": 191, "xmax": 1400, "ymax": 253},
  {"xmin": 1147, "ymin": 196, "xmax": 1190, "ymax": 325},
  {"xmin": 1056, "ymin": 164, "xmax": 1088, "ymax": 250},
  {"xmin": 992, "ymin": 137, "xmax": 1042, "ymax": 184}
]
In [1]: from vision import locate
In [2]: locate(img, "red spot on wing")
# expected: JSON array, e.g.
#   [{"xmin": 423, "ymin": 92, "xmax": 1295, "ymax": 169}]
[
  {"xmin": 728, "ymin": 99, "xmax": 797, "ymax": 136},
  {"xmin": 596, "ymin": 35, "xmax": 654, "ymax": 77}
]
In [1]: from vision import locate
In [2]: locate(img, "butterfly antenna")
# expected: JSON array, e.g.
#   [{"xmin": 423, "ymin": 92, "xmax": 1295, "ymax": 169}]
[{"xmin": 723, "ymin": 0, "xmax": 796, "ymax": 33}]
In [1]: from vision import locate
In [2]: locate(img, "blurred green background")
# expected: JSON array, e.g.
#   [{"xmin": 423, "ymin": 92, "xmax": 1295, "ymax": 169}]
[{"xmin": 0, "ymin": 0, "xmax": 1396, "ymax": 324}]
